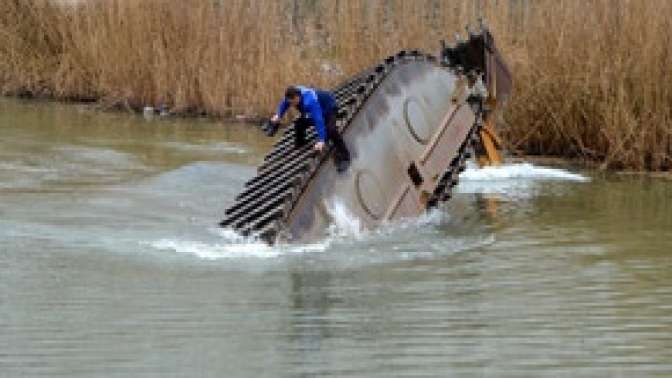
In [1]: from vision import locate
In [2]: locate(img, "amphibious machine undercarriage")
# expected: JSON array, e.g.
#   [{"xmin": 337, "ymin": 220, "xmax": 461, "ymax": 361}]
[{"xmin": 220, "ymin": 27, "xmax": 512, "ymax": 244}]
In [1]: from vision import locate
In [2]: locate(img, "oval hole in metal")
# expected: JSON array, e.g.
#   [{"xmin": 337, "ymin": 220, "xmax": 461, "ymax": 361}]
[
  {"xmin": 354, "ymin": 170, "xmax": 385, "ymax": 220},
  {"xmin": 403, "ymin": 97, "xmax": 431, "ymax": 145}
]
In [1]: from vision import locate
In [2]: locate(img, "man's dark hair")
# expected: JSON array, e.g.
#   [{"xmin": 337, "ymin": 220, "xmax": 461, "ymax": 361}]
[{"xmin": 285, "ymin": 86, "xmax": 301, "ymax": 99}]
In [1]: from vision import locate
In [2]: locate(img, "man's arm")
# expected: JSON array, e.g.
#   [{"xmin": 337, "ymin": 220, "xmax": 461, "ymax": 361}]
[
  {"xmin": 274, "ymin": 99, "xmax": 290, "ymax": 120},
  {"xmin": 307, "ymin": 101, "xmax": 327, "ymax": 142}
]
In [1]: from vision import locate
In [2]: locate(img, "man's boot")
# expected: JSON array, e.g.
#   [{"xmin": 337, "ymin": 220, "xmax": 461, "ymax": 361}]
[
  {"xmin": 336, "ymin": 159, "xmax": 350, "ymax": 173},
  {"xmin": 331, "ymin": 141, "xmax": 351, "ymax": 173}
]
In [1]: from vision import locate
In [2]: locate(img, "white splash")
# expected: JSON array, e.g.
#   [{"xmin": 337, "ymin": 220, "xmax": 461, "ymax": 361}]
[
  {"xmin": 324, "ymin": 198, "xmax": 364, "ymax": 238},
  {"xmin": 149, "ymin": 228, "xmax": 328, "ymax": 260},
  {"xmin": 149, "ymin": 163, "xmax": 588, "ymax": 261},
  {"xmin": 150, "ymin": 238, "xmax": 279, "ymax": 259},
  {"xmin": 456, "ymin": 162, "xmax": 589, "ymax": 198},
  {"xmin": 460, "ymin": 162, "xmax": 589, "ymax": 182}
]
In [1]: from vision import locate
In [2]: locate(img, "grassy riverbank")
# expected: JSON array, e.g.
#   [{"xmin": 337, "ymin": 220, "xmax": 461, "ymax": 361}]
[{"xmin": 1, "ymin": 0, "xmax": 671, "ymax": 170}]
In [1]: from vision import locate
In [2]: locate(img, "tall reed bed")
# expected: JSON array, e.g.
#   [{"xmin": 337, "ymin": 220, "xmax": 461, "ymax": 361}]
[
  {"xmin": 500, "ymin": 0, "xmax": 672, "ymax": 170},
  {"xmin": 0, "ymin": 0, "xmax": 670, "ymax": 170}
]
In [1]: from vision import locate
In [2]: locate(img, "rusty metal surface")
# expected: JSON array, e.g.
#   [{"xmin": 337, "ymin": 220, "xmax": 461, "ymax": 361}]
[{"xmin": 220, "ymin": 28, "xmax": 511, "ymax": 244}]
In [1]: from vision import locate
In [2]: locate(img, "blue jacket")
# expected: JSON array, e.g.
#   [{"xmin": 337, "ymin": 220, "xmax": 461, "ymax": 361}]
[{"xmin": 276, "ymin": 86, "xmax": 336, "ymax": 142}]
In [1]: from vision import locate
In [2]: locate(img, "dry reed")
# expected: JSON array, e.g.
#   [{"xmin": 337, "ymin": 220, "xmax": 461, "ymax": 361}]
[{"xmin": 0, "ymin": 0, "xmax": 670, "ymax": 170}]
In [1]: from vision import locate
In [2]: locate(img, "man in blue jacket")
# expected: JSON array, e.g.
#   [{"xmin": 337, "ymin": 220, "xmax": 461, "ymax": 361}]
[{"xmin": 271, "ymin": 86, "xmax": 351, "ymax": 172}]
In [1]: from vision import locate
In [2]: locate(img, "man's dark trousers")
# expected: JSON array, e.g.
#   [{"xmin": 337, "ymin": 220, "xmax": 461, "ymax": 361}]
[{"xmin": 294, "ymin": 113, "xmax": 350, "ymax": 163}]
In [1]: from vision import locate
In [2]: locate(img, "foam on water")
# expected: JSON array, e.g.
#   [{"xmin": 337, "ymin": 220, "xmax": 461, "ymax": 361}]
[
  {"xmin": 148, "ymin": 207, "xmax": 451, "ymax": 262},
  {"xmin": 149, "ymin": 162, "xmax": 588, "ymax": 261},
  {"xmin": 150, "ymin": 238, "xmax": 283, "ymax": 260},
  {"xmin": 460, "ymin": 162, "xmax": 588, "ymax": 182},
  {"xmin": 149, "ymin": 228, "xmax": 330, "ymax": 260},
  {"xmin": 456, "ymin": 162, "xmax": 589, "ymax": 198}
]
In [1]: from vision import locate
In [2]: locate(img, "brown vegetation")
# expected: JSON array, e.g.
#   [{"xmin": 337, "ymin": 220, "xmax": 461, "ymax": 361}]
[{"xmin": 0, "ymin": 0, "xmax": 670, "ymax": 170}]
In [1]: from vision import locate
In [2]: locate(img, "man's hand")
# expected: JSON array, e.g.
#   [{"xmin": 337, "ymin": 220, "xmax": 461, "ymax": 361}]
[
  {"xmin": 270, "ymin": 114, "xmax": 280, "ymax": 123},
  {"xmin": 314, "ymin": 141, "xmax": 326, "ymax": 152}
]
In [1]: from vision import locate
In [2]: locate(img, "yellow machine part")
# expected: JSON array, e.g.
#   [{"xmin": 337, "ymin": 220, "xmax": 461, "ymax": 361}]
[{"xmin": 477, "ymin": 117, "xmax": 503, "ymax": 167}]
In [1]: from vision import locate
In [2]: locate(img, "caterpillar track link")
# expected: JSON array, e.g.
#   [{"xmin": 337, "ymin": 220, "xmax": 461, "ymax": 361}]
[{"xmin": 220, "ymin": 26, "xmax": 512, "ymax": 244}]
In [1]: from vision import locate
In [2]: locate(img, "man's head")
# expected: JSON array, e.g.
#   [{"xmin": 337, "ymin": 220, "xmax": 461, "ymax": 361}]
[
  {"xmin": 285, "ymin": 86, "xmax": 301, "ymax": 107},
  {"xmin": 466, "ymin": 71, "xmax": 479, "ymax": 87}
]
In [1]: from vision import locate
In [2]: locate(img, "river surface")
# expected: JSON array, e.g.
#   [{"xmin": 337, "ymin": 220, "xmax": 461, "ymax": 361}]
[{"xmin": 1, "ymin": 98, "xmax": 671, "ymax": 377}]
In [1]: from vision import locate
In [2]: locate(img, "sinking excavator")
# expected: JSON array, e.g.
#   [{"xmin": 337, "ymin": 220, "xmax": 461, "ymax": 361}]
[{"xmin": 220, "ymin": 26, "xmax": 512, "ymax": 244}]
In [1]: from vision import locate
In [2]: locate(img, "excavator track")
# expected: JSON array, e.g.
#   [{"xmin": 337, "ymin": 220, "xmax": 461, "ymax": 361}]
[{"xmin": 220, "ymin": 27, "xmax": 512, "ymax": 244}]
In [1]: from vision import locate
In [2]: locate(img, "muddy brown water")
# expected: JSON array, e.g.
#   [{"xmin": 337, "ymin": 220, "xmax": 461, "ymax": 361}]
[{"xmin": 1, "ymin": 98, "xmax": 671, "ymax": 377}]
